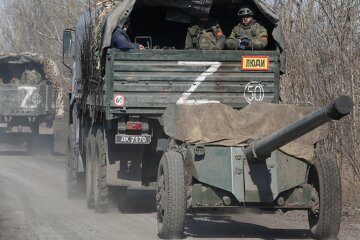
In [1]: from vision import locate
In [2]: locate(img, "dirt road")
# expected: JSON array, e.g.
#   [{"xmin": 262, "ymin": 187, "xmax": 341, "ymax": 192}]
[{"xmin": 0, "ymin": 144, "xmax": 358, "ymax": 240}]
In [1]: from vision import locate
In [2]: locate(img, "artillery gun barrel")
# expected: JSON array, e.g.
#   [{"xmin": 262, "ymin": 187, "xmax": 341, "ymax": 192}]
[{"xmin": 244, "ymin": 96, "xmax": 353, "ymax": 162}]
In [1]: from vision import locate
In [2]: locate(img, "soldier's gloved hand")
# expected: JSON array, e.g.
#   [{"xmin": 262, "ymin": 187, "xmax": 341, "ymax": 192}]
[
  {"xmin": 237, "ymin": 37, "xmax": 251, "ymax": 50},
  {"xmin": 241, "ymin": 37, "xmax": 251, "ymax": 46},
  {"xmin": 237, "ymin": 39, "xmax": 246, "ymax": 50}
]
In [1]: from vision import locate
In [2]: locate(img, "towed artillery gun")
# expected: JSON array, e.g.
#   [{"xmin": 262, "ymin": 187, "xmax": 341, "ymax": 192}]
[
  {"xmin": 63, "ymin": 0, "xmax": 351, "ymax": 239},
  {"xmin": 158, "ymin": 96, "xmax": 352, "ymax": 239}
]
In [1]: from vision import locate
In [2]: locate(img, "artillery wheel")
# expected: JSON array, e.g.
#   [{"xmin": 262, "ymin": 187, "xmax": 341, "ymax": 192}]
[
  {"xmin": 93, "ymin": 128, "xmax": 109, "ymax": 213},
  {"xmin": 66, "ymin": 124, "xmax": 84, "ymax": 199},
  {"xmin": 85, "ymin": 129, "xmax": 95, "ymax": 209},
  {"xmin": 156, "ymin": 151, "xmax": 186, "ymax": 239},
  {"xmin": 307, "ymin": 154, "xmax": 341, "ymax": 239}
]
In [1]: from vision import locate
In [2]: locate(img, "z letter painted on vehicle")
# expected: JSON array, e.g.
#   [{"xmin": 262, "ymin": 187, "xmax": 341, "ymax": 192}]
[{"xmin": 177, "ymin": 62, "xmax": 222, "ymax": 105}]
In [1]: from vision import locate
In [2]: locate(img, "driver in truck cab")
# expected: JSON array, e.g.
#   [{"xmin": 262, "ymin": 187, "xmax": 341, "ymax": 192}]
[
  {"xmin": 226, "ymin": 6, "xmax": 268, "ymax": 50},
  {"xmin": 112, "ymin": 18, "xmax": 145, "ymax": 50}
]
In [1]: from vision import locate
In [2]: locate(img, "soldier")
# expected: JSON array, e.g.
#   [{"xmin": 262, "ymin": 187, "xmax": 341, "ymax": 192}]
[
  {"xmin": 185, "ymin": 19, "xmax": 226, "ymax": 50},
  {"xmin": 21, "ymin": 69, "xmax": 41, "ymax": 85},
  {"xmin": 226, "ymin": 7, "xmax": 268, "ymax": 50},
  {"xmin": 112, "ymin": 19, "xmax": 145, "ymax": 50}
]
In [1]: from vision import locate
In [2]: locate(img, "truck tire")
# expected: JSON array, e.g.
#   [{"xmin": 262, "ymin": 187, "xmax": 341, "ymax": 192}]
[
  {"xmin": 308, "ymin": 154, "xmax": 341, "ymax": 239},
  {"xmin": 86, "ymin": 130, "xmax": 95, "ymax": 209},
  {"xmin": 66, "ymin": 124, "xmax": 82, "ymax": 199},
  {"xmin": 93, "ymin": 128, "xmax": 109, "ymax": 213},
  {"xmin": 157, "ymin": 151, "xmax": 186, "ymax": 239}
]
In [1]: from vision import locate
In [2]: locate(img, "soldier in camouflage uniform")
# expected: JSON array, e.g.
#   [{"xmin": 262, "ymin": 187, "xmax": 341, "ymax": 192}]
[
  {"xmin": 185, "ymin": 20, "xmax": 226, "ymax": 50},
  {"xmin": 21, "ymin": 69, "xmax": 42, "ymax": 85},
  {"xmin": 226, "ymin": 7, "xmax": 268, "ymax": 50}
]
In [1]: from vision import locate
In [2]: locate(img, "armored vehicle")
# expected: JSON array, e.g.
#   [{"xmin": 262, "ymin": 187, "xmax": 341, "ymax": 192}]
[
  {"xmin": 63, "ymin": 0, "xmax": 350, "ymax": 239},
  {"xmin": 0, "ymin": 53, "xmax": 58, "ymax": 153}
]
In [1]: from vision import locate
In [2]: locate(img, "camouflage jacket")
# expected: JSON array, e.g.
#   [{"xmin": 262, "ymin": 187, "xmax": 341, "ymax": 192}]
[
  {"xmin": 226, "ymin": 21, "xmax": 268, "ymax": 50},
  {"xmin": 185, "ymin": 25, "xmax": 226, "ymax": 50}
]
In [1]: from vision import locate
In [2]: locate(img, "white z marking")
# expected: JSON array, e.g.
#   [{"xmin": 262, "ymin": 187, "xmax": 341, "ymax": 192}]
[
  {"xmin": 177, "ymin": 61, "xmax": 222, "ymax": 105},
  {"xmin": 18, "ymin": 86, "xmax": 37, "ymax": 108}
]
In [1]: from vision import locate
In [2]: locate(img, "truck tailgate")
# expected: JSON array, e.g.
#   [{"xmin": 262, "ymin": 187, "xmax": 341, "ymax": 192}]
[
  {"xmin": 0, "ymin": 84, "xmax": 56, "ymax": 116},
  {"xmin": 105, "ymin": 49, "xmax": 280, "ymax": 117}
]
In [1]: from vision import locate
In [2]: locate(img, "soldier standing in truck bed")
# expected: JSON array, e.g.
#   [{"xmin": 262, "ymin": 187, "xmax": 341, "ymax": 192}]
[
  {"xmin": 226, "ymin": 6, "xmax": 268, "ymax": 50},
  {"xmin": 185, "ymin": 18, "xmax": 226, "ymax": 50}
]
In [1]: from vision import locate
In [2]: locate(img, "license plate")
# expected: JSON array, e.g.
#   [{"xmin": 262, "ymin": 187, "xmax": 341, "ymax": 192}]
[
  {"xmin": 0, "ymin": 123, "xmax": 7, "ymax": 128},
  {"xmin": 115, "ymin": 134, "xmax": 151, "ymax": 144}
]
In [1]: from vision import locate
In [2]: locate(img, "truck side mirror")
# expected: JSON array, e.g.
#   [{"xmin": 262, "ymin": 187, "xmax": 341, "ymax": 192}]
[{"xmin": 63, "ymin": 29, "xmax": 75, "ymax": 70}]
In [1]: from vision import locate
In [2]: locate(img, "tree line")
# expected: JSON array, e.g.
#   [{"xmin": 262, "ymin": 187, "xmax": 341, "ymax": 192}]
[{"xmin": 273, "ymin": 0, "xmax": 360, "ymax": 182}]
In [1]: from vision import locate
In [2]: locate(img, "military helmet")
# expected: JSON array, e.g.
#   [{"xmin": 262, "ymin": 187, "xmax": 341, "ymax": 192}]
[{"xmin": 238, "ymin": 7, "xmax": 255, "ymax": 17}]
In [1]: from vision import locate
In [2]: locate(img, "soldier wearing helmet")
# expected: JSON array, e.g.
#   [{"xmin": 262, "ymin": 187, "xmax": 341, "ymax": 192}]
[
  {"xmin": 226, "ymin": 6, "xmax": 268, "ymax": 50},
  {"xmin": 185, "ymin": 18, "xmax": 226, "ymax": 50}
]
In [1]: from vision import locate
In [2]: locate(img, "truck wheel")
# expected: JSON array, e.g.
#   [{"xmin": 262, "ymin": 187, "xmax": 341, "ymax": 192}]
[
  {"xmin": 156, "ymin": 151, "xmax": 186, "ymax": 239},
  {"xmin": 86, "ymin": 130, "xmax": 95, "ymax": 209},
  {"xmin": 93, "ymin": 128, "xmax": 109, "ymax": 213},
  {"xmin": 66, "ymin": 124, "xmax": 79, "ymax": 199},
  {"xmin": 307, "ymin": 155, "xmax": 341, "ymax": 239}
]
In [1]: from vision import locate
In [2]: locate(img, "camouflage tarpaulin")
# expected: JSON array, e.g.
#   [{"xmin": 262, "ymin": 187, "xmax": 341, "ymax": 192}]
[
  {"xmin": 0, "ymin": 52, "xmax": 62, "ymax": 87},
  {"xmin": 163, "ymin": 102, "xmax": 327, "ymax": 162}
]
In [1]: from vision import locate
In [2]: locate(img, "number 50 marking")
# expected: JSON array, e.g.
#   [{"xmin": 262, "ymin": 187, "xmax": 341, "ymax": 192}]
[{"xmin": 244, "ymin": 81, "xmax": 265, "ymax": 104}]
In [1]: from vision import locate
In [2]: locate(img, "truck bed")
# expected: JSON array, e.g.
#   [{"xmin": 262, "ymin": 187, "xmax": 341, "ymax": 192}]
[{"xmin": 105, "ymin": 49, "xmax": 280, "ymax": 119}]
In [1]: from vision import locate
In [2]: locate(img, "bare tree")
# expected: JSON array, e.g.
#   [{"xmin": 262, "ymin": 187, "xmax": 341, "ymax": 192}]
[{"xmin": 273, "ymin": 0, "xmax": 360, "ymax": 182}]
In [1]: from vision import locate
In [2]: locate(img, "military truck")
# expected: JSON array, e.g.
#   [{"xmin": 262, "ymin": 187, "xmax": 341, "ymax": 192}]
[
  {"xmin": 0, "ymin": 53, "xmax": 59, "ymax": 153},
  {"xmin": 63, "ymin": 1, "xmax": 350, "ymax": 239}
]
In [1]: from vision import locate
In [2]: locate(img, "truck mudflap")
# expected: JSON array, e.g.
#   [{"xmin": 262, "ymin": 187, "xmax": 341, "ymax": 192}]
[{"xmin": 0, "ymin": 84, "xmax": 56, "ymax": 116}]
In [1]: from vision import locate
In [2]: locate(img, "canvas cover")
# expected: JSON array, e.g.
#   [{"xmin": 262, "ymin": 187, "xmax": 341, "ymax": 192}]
[
  {"xmin": 0, "ymin": 52, "xmax": 62, "ymax": 87},
  {"xmin": 164, "ymin": 102, "xmax": 327, "ymax": 162}
]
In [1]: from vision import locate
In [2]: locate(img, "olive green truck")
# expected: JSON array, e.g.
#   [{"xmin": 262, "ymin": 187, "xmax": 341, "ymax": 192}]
[
  {"xmin": 63, "ymin": 1, "xmax": 351, "ymax": 239},
  {"xmin": 0, "ymin": 53, "xmax": 57, "ymax": 153}
]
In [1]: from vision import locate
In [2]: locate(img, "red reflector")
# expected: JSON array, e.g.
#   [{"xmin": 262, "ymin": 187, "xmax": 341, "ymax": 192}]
[{"xmin": 126, "ymin": 122, "xmax": 142, "ymax": 131}]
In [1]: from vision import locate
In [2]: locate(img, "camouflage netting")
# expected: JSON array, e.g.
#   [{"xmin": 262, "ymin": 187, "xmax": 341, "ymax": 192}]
[
  {"xmin": 78, "ymin": 1, "xmax": 124, "ymax": 119},
  {"xmin": 0, "ymin": 52, "xmax": 62, "ymax": 86},
  {"xmin": 93, "ymin": 0, "xmax": 121, "ymax": 52},
  {"xmin": 164, "ymin": 102, "xmax": 327, "ymax": 162},
  {"xmin": 0, "ymin": 52, "xmax": 64, "ymax": 117}
]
